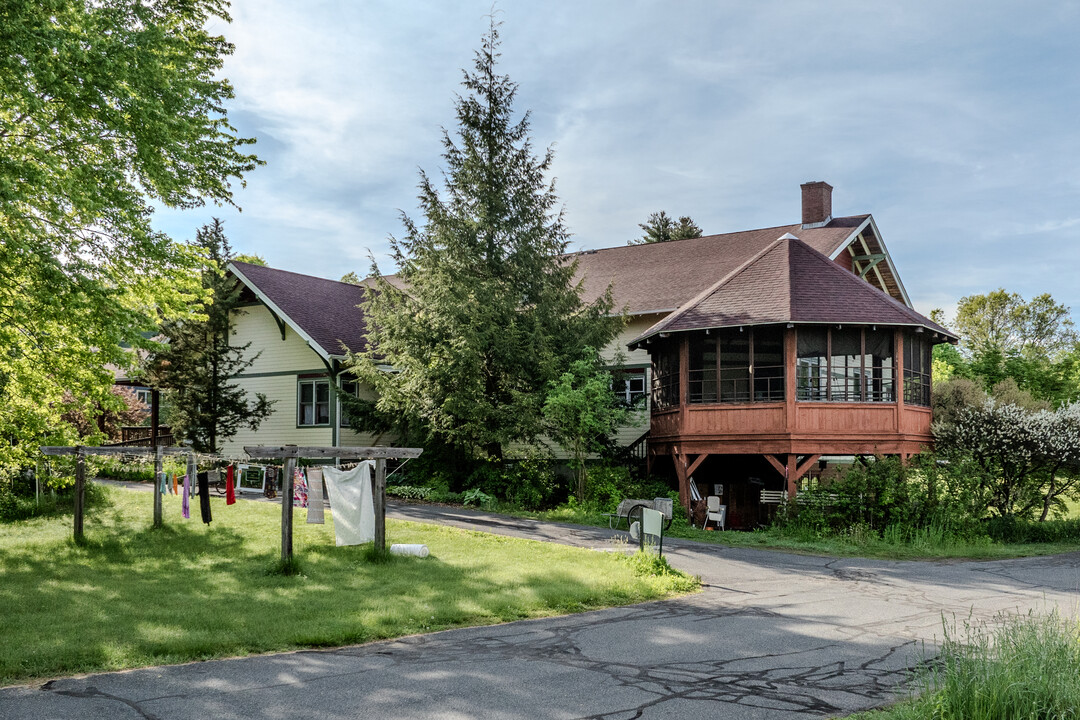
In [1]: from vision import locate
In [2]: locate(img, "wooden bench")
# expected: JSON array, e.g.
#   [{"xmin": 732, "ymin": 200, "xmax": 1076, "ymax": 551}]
[{"xmin": 604, "ymin": 497, "xmax": 674, "ymax": 530}]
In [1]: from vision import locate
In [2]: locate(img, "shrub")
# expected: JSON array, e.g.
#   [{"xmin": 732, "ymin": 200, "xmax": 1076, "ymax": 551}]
[
  {"xmin": 777, "ymin": 453, "xmax": 991, "ymax": 543},
  {"xmin": 984, "ymin": 515, "xmax": 1080, "ymax": 544},
  {"xmin": 462, "ymin": 489, "xmax": 494, "ymax": 508},
  {"xmin": 0, "ymin": 479, "xmax": 109, "ymax": 522},
  {"xmin": 385, "ymin": 485, "xmax": 431, "ymax": 501}
]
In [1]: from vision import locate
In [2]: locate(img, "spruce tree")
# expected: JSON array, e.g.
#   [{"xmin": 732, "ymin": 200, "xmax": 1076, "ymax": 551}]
[
  {"xmin": 349, "ymin": 20, "xmax": 622, "ymax": 464},
  {"xmin": 148, "ymin": 220, "xmax": 273, "ymax": 453},
  {"xmin": 631, "ymin": 211, "xmax": 703, "ymax": 244}
]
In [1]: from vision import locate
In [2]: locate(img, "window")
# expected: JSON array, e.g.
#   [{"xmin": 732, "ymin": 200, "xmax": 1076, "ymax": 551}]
[
  {"xmin": 133, "ymin": 388, "xmax": 152, "ymax": 406},
  {"xmin": 718, "ymin": 329, "xmax": 751, "ymax": 402},
  {"xmin": 339, "ymin": 380, "xmax": 359, "ymax": 427},
  {"xmin": 688, "ymin": 335, "xmax": 717, "ymax": 403},
  {"xmin": 612, "ymin": 370, "xmax": 647, "ymax": 407},
  {"xmin": 685, "ymin": 327, "xmax": 785, "ymax": 405},
  {"xmin": 298, "ymin": 378, "xmax": 330, "ymax": 426},
  {"xmin": 903, "ymin": 332, "xmax": 932, "ymax": 406},
  {"xmin": 752, "ymin": 326, "xmax": 785, "ymax": 401},
  {"xmin": 796, "ymin": 328, "xmax": 828, "ymax": 400},
  {"xmin": 651, "ymin": 345, "xmax": 680, "ymax": 410},
  {"xmin": 865, "ymin": 329, "xmax": 895, "ymax": 402},
  {"xmin": 797, "ymin": 326, "xmax": 895, "ymax": 402},
  {"xmin": 829, "ymin": 329, "xmax": 862, "ymax": 401}
]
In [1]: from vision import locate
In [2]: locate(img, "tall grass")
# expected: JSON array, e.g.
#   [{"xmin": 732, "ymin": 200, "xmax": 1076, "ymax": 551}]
[{"xmin": 856, "ymin": 611, "xmax": 1080, "ymax": 719}]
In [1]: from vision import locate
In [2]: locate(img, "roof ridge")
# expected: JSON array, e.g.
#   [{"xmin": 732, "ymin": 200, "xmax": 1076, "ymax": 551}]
[
  {"xmin": 567, "ymin": 214, "xmax": 869, "ymax": 258},
  {"xmin": 630, "ymin": 233, "xmax": 792, "ymax": 342},
  {"xmin": 229, "ymin": 260, "xmax": 368, "ymax": 290},
  {"xmin": 789, "ymin": 241, "xmax": 954, "ymax": 335}
]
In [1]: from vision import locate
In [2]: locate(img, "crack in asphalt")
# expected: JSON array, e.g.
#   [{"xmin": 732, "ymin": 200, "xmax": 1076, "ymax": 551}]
[
  {"xmin": 41, "ymin": 682, "xmax": 164, "ymax": 720},
  {"xmin": 13, "ymin": 491, "xmax": 1080, "ymax": 719}
]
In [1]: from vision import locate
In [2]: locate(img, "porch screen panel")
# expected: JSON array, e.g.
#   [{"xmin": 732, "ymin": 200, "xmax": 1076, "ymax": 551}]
[
  {"xmin": 864, "ymin": 329, "xmax": 895, "ymax": 402},
  {"xmin": 830, "ymin": 329, "xmax": 862, "ymax": 401},
  {"xmin": 688, "ymin": 335, "xmax": 717, "ymax": 403},
  {"xmin": 904, "ymin": 333, "xmax": 932, "ymax": 406},
  {"xmin": 718, "ymin": 329, "xmax": 750, "ymax": 402},
  {"xmin": 753, "ymin": 326, "xmax": 785, "ymax": 401},
  {"xmin": 796, "ymin": 328, "xmax": 828, "ymax": 400},
  {"xmin": 651, "ymin": 345, "xmax": 680, "ymax": 411}
]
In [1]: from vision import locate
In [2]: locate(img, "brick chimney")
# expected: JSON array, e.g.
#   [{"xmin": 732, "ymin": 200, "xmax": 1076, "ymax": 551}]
[{"xmin": 801, "ymin": 181, "xmax": 833, "ymax": 229}]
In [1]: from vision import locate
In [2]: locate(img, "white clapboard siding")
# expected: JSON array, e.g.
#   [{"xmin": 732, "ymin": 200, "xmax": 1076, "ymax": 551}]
[
  {"xmin": 220, "ymin": 374, "xmax": 333, "ymax": 456},
  {"xmin": 232, "ymin": 304, "xmax": 326, "ymax": 373}
]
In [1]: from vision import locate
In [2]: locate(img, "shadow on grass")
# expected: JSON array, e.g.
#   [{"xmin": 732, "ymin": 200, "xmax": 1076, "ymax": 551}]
[{"xmin": 0, "ymin": 491, "xmax": 685, "ymax": 685}]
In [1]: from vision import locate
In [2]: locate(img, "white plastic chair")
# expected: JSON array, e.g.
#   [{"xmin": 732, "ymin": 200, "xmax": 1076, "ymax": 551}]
[{"xmin": 702, "ymin": 495, "xmax": 726, "ymax": 531}]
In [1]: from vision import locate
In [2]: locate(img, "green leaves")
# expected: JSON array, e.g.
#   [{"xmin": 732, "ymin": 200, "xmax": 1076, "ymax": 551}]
[
  {"xmin": 0, "ymin": 1, "xmax": 259, "ymax": 472},
  {"xmin": 348, "ymin": 19, "xmax": 622, "ymax": 461}
]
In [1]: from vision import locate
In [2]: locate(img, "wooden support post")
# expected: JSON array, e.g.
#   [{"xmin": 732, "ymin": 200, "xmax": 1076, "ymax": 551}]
[
  {"xmin": 672, "ymin": 449, "xmax": 690, "ymax": 513},
  {"xmin": 281, "ymin": 453, "xmax": 296, "ymax": 562},
  {"xmin": 373, "ymin": 458, "xmax": 387, "ymax": 551},
  {"xmin": 153, "ymin": 443, "xmax": 164, "ymax": 528},
  {"xmin": 74, "ymin": 449, "xmax": 85, "ymax": 542},
  {"xmin": 785, "ymin": 454, "xmax": 798, "ymax": 498},
  {"xmin": 150, "ymin": 389, "xmax": 160, "ymax": 447}
]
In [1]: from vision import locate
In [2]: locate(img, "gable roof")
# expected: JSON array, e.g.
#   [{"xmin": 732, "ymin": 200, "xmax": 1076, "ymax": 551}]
[
  {"xmin": 569, "ymin": 215, "xmax": 870, "ymax": 315},
  {"xmin": 628, "ymin": 233, "xmax": 956, "ymax": 347},
  {"xmin": 228, "ymin": 261, "xmax": 369, "ymax": 360}
]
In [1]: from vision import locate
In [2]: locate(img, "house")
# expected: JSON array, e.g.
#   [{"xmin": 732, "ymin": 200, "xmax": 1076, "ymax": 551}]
[{"xmin": 223, "ymin": 182, "xmax": 955, "ymax": 526}]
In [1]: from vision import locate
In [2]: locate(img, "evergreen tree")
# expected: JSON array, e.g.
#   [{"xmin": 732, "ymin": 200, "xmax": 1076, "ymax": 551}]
[
  {"xmin": 348, "ymin": 20, "xmax": 622, "ymax": 464},
  {"xmin": 148, "ymin": 220, "xmax": 273, "ymax": 453},
  {"xmin": 630, "ymin": 211, "xmax": 703, "ymax": 244}
]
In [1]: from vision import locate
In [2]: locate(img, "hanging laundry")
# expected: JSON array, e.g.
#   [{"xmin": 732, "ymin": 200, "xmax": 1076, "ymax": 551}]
[
  {"xmin": 322, "ymin": 463, "xmax": 375, "ymax": 546},
  {"xmin": 225, "ymin": 464, "xmax": 236, "ymax": 505},
  {"xmin": 293, "ymin": 468, "xmax": 309, "ymax": 508},
  {"xmin": 158, "ymin": 471, "xmax": 168, "ymax": 495},
  {"xmin": 306, "ymin": 467, "xmax": 325, "ymax": 524},
  {"xmin": 182, "ymin": 474, "xmax": 191, "ymax": 519},
  {"xmin": 197, "ymin": 472, "xmax": 212, "ymax": 525},
  {"xmin": 172, "ymin": 472, "xmax": 178, "ymax": 495}
]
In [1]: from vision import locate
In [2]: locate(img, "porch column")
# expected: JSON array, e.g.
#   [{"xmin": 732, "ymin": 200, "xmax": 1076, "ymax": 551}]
[
  {"xmin": 784, "ymin": 326, "xmax": 797, "ymax": 432},
  {"xmin": 672, "ymin": 447, "xmax": 689, "ymax": 512},
  {"xmin": 678, "ymin": 335, "xmax": 689, "ymax": 409},
  {"xmin": 895, "ymin": 329, "xmax": 905, "ymax": 430}
]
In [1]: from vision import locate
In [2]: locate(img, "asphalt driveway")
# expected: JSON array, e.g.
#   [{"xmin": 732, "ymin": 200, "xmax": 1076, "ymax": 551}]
[{"xmin": 3, "ymin": 498, "xmax": 1078, "ymax": 719}]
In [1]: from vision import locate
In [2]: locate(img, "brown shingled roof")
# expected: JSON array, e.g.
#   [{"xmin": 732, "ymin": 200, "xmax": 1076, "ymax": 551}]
[
  {"xmin": 629, "ymin": 233, "xmax": 955, "ymax": 346},
  {"xmin": 229, "ymin": 261, "xmax": 370, "ymax": 358},
  {"xmin": 570, "ymin": 216, "xmax": 868, "ymax": 314}
]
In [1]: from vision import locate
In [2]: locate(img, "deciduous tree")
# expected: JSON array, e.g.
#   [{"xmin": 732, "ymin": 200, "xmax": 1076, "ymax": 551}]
[
  {"xmin": 0, "ymin": 0, "xmax": 259, "ymax": 472},
  {"xmin": 543, "ymin": 347, "xmax": 632, "ymax": 502}
]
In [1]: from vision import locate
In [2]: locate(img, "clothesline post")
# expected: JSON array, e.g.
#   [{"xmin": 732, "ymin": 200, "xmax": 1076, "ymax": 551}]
[
  {"xmin": 74, "ymin": 449, "xmax": 86, "ymax": 543},
  {"xmin": 281, "ymin": 451, "xmax": 297, "ymax": 562},
  {"xmin": 153, "ymin": 443, "xmax": 164, "ymax": 528},
  {"xmin": 373, "ymin": 458, "xmax": 386, "ymax": 551}
]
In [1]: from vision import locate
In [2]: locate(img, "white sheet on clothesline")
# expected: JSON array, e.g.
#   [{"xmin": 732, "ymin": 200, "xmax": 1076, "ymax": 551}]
[{"xmin": 322, "ymin": 462, "xmax": 375, "ymax": 546}]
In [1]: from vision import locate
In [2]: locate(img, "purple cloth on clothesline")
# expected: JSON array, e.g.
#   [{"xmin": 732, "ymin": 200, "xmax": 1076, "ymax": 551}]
[{"xmin": 182, "ymin": 474, "xmax": 190, "ymax": 519}]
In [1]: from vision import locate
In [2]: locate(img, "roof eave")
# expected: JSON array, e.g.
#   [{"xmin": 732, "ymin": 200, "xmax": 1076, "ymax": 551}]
[
  {"xmin": 628, "ymin": 320, "xmax": 959, "ymax": 351},
  {"xmin": 227, "ymin": 262, "xmax": 334, "ymax": 362}
]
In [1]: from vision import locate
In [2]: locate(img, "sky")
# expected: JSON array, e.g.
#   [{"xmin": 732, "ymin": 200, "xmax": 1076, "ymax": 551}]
[{"xmin": 153, "ymin": 1, "xmax": 1080, "ymax": 322}]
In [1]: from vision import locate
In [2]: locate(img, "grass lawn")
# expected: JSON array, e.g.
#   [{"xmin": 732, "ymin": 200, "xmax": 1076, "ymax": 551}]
[
  {"xmin": 507, "ymin": 506, "xmax": 1080, "ymax": 560},
  {"xmin": 0, "ymin": 484, "xmax": 698, "ymax": 686}
]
